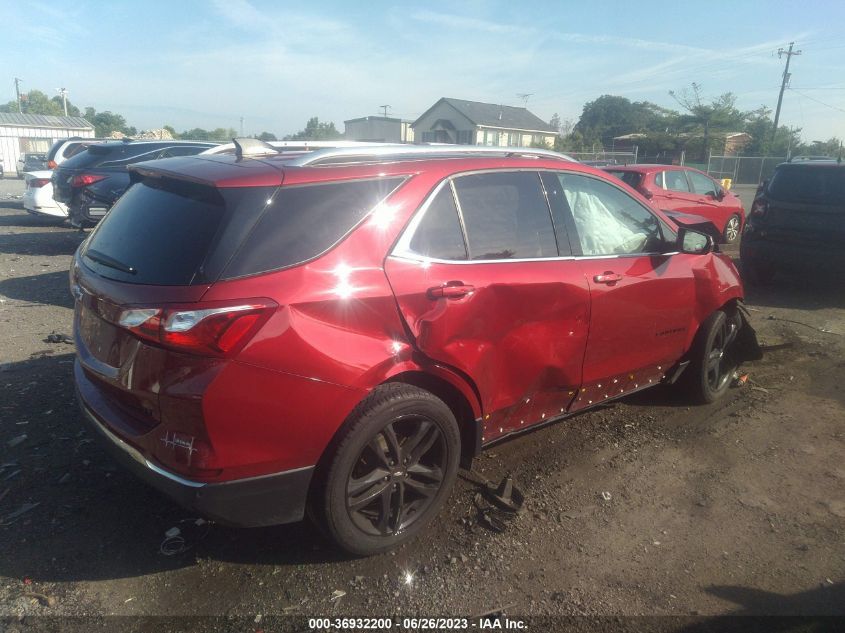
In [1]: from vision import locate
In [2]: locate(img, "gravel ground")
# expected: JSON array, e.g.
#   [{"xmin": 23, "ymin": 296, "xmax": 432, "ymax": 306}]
[{"xmin": 0, "ymin": 176, "xmax": 843, "ymax": 626}]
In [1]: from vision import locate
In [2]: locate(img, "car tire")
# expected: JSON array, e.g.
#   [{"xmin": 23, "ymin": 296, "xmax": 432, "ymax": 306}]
[
  {"xmin": 313, "ymin": 383, "xmax": 460, "ymax": 556},
  {"xmin": 683, "ymin": 309, "xmax": 740, "ymax": 404},
  {"xmin": 723, "ymin": 214, "xmax": 741, "ymax": 243}
]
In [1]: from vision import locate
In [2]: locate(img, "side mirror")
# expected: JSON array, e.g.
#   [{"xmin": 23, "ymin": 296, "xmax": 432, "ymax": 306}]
[
  {"xmin": 677, "ymin": 227, "xmax": 713, "ymax": 255},
  {"xmin": 714, "ymin": 188, "xmax": 726, "ymax": 201}
]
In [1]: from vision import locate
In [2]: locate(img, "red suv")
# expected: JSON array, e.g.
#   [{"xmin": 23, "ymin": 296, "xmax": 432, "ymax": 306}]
[
  {"xmin": 71, "ymin": 143, "xmax": 757, "ymax": 555},
  {"xmin": 603, "ymin": 165, "xmax": 745, "ymax": 243}
]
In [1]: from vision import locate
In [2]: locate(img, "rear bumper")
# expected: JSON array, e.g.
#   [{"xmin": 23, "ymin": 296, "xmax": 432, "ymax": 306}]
[
  {"xmin": 75, "ymin": 363, "xmax": 314, "ymax": 527},
  {"xmin": 741, "ymin": 234, "xmax": 845, "ymax": 273}
]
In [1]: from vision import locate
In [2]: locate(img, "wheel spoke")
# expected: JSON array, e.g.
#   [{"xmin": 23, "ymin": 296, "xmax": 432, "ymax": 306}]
[
  {"xmin": 403, "ymin": 420, "xmax": 439, "ymax": 465},
  {"xmin": 382, "ymin": 425, "xmax": 402, "ymax": 465},
  {"xmin": 391, "ymin": 482, "xmax": 405, "ymax": 532},
  {"xmin": 405, "ymin": 465, "xmax": 442, "ymax": 498},
  {"xmin": 348, "ymin": 476, "xmax": 391, "ymax": 511},
  {"xmin": 365, "ymin": 437, "xmax": 391, "ymax": 469},
  {"xmin": 377, "ymin": 486, "xmax": 393, "ymax": 534}
]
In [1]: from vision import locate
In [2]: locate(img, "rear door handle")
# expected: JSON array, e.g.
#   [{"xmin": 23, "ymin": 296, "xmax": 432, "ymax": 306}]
[
  {"xmin": 593, "ymin": 272, "xmax": 622, "ymax": 284},
  {"xmin": 427, "ymin": 283, "xmax": 475, "ymax": 299}
]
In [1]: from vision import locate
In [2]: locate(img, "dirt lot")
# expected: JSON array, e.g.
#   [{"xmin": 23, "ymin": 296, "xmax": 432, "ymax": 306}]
[{"xmin": 0, "ymin": 177, "xmax": 843, "ymax": 625}]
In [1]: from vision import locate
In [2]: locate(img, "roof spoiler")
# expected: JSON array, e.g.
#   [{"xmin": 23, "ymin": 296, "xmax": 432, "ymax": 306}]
[{"xmin": 232, "ymin": 137, "xmax": 280, "ymax": 159}]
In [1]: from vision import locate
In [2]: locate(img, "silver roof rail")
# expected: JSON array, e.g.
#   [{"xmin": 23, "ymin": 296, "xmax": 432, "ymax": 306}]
[{"xmin": 283, "ymin": 144, "xmax": 576, "ymax": 167}]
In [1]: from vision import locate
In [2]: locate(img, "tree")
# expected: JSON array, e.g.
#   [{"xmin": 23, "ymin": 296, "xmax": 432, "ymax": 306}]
[
  {"xmin": 0, "ymin": 89, "xmax": 80, "ymax": 117},
  {"xmin": 575, "ymin": 95, "xmax": 675, "ymax": 143},
  {"xmin": 669, "ymin": 84, "xmax": 744, "ymax": 160},
  {"xmin": 163, "ymin": 125, "xmax": 179, "ymax": 139},
  {"xmin": 84, "ymin": 107, "xmax": 136, "ymax": 137},
  {"xmin": 178, "ymin": 127, "xmax": 237, "ymax": 141},
  {"xmin": 257, "ymin": 131, "xmax": 277, "ymax": 141},
  {"xmin": 284, "ymin": 117, "xmax": 342, "ymax": 141}
]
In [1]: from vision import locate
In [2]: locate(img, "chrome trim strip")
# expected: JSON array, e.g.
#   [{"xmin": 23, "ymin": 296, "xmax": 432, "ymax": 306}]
[
  {"xmin": 144, "ymin": 460, "xmax": 206, "ymax": 488},
  {"xmin": 286, "ymin": 145, "xmax": 575, "ymax": 167},
  {"xmin": 80, "ymin": 400, "xmax": 314, "ymax": 489}
]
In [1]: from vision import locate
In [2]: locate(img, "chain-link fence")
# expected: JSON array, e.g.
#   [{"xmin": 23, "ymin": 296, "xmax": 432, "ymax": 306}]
[
  {"xmin": 707, "ymin": 155, "xmax": 787, "ymax": 185},
  {"xmin": 566, "ymin": 150, "xmax": 638, "ymax": 165}
]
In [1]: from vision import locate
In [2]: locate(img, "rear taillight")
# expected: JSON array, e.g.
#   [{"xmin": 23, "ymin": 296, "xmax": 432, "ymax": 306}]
[
  {"xmin": 117, "ymin": 299, "xmax": 277, "ymax": 357},
  {"xmin": 71, "ymin": 173, "xmax": 107, "ymax": 187},
  {"xmin": 29, "ymin": 178, "xmax": 50, "ymax": 188},
  {"xmin": 47, "ymin": 160, "xmax": 57, "ymax": 169},
  {"xmin": 750, "ymin": 198, "xmax": 768, "ymax": 218}
]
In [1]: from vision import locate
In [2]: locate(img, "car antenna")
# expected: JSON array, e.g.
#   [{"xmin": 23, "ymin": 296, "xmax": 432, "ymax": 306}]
[{"xmin": 232, "ymin": 137, "xmax": 279, "ymax": 160}]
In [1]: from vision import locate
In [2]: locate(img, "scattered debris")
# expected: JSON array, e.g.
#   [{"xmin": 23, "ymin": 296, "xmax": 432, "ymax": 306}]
[
  {"xmin": 7, "ymin": 434, "xmax": 27, "ymax": 448},
  {"xmin": 4, "ymin": 470, "xmax": 21, "ymax": 481},
  {"xmin": 22, "ymin": 591, "xmax": 57, "ymax": 607},
  {"xmin": 124, "ymin": 597, "xmax": 135, "ymax": 603},
  {"xmin": 3, "ymin": 502, "xmax": 40, "ymax": 523},
  {"xmin": 44, "ymin": 332, "xmax": 74, "ymax": 345},
  {"xmin": 159, "ymin": 518, "xmax": 211, "ymax": 556},
  {"xmin": 481, "ymin": 475, "xmax": 525, "ymax": 513},
  {"xmin": 330, "ymin": 589, "xmax": 346, "ymax": 602},
  {"xmin": 57, "ymin": 473, "xmax": 71, "ymax": 484},
  {"xmin": 732, "ymin": 373, "xmax": 749, "ymax": 387},
  {"xmin": 600, "ymin": 491, "xmax": 612, "ymax": 502}
]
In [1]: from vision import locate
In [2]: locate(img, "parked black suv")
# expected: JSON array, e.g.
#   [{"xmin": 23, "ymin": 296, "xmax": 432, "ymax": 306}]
[
  {"xmin": 52, "ymin": 140, "xmax": 217, "ymax": 227},
  {"xmin": 741, "ymin": 159, "xmax": 845, "ymax": 283}
]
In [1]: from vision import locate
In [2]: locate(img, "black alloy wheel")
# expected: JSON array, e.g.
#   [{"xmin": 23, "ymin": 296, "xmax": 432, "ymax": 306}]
[
  {"xmin": 346, "ymin": 415, "xmax": 446, "ymax": 536},
  {"xmin": 315, "ymin": 383, "xmax": 460, "ymax": 556}
]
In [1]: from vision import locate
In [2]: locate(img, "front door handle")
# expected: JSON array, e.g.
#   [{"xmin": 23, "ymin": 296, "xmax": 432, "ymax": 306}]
[
  {"xmin": 593, "ymin": 272, "xmax": 622, "ymax": 284},
  {"xmin": 427, "ymin": 282, "xmax": 475, "ymax": 299}
]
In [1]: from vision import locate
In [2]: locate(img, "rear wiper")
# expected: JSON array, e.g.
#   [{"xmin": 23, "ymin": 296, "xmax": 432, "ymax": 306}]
[{"xmin": 85, "ymin": 249, "xmax": 137, "ymax": 275}]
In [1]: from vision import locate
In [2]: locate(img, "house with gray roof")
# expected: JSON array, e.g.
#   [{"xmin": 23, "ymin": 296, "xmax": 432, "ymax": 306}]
[
  {"xmin": 412, "ymin": 97, "xmax": 557, "ymax": 148},
  {"xmin": 0, "ymin": 112, "xmax": 94, "ymax": 175}
]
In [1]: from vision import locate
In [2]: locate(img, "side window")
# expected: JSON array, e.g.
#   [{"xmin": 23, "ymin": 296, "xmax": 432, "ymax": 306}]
[
  {"xmin": 653, "ymin": 172, "xmax": 665, "ymax": 188},
  {"xmin": 223, "ymin": 177, "xmax": 405, "ymax": 278},
  {"xmin": 664, "ymin": 170, "xmax": 690, "ymax": 192},
  {"xmin": 453, "ymin": 172, "xmax": 558, "ymax": 260},
  {"xmin": 408, "ymin": 186, "xmax": 468, "ymax": 260},
  {"xmin": 688, "ymin": 171, "xmax": 717, "ymax": 195},
  {"xmin": 557, "ymin": 173, "xmax": 664, "ymax": 256}
]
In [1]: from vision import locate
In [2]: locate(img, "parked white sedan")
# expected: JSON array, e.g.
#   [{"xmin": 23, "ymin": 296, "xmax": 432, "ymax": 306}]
[{"xmin": 23, "ymin": 171, "xmax": 67, "ymax": 218}]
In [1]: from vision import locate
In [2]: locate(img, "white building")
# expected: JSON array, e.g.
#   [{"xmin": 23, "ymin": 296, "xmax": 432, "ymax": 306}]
[
  {"xmin": 0, "ymin": 113, "xmax": 95, "ymax": 175},
  {"xmin": 344, "ymin": 116, "xmax": 414, "ymax": 143},
  {"xmin": 412, "ymin": 98, "xmax": 557, "ymax": 148}
]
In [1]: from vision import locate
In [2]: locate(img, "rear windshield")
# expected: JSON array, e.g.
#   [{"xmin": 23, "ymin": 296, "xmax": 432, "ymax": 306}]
[
  {"xmin": 82, "ymin": 176, "xmax": 405, "ymax": 285},
  {"xmin": 768, "ymin": 165, "xmax": 845, "ymax": 204},
  {"xmin": 606, "ymin": 170, "xmax": 643, "ymax": 188}
]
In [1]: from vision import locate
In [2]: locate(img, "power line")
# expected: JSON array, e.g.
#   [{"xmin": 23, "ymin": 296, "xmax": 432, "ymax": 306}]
[
  {"xmin": 788, "ymin": 87, "xmax": 845, "ymax": 114},
  {"xmin": 773, "ymin": 42, "xmax": 802, "ymax": 139}
]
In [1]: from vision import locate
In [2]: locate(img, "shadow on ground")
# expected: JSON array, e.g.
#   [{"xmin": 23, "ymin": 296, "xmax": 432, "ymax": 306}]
[
  {"xmin": 0, "ymin": 353, "xmax": 348, "ymax": 587},
  {"xmin": 0, "ymin": 271, "xmax": 75, "ymax": 309}
]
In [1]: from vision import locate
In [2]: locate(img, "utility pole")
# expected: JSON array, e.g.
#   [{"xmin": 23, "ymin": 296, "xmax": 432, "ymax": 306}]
[
  {"xmin": 14, "ymin": 78, "xmax": 23, "ymax": 113},
  {"xmin": 773, "ymin": 42, "xmax": 801, "ymax": 140},
  {"xmin": 57, "ymin": 88, "xmax": 68, "ymax": 116},
  {"xmin": 239, "ymin": 116, "xmax": 244, "ymax": 136},
  {"xmin": 379, "ymin": 104, "xmax": 391, "ymax": 117}
]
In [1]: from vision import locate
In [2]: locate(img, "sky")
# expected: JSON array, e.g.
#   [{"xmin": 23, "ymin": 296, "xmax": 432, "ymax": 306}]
[{"xmin": 1, "ymin": 0, "xmax": 843, "ymax": 143}]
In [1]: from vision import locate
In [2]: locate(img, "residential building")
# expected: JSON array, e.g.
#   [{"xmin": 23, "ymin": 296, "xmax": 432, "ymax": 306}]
[{"xmin": 412, "ymin": 98, "xmax": 557, "ymax": 148}]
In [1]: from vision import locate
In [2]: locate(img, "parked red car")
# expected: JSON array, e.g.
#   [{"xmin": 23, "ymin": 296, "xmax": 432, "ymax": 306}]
[
  {"xmin": 603, "ymin": 164, "xmax": 745, "ymax": 243},
  {"xmin": 71, "ymin": 143, "xmax": 758, "ymax": 555}
]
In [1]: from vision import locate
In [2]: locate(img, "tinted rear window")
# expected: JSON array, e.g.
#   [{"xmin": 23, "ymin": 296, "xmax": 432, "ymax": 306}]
[
  {"xmin": 83, "ymin": 179, "xmax": 228, "ymax": 285},
  {"xmin": 222, "ymin": 177, "xmax": 405, "ymax": 278},
  {"xmin": 606, "ymin": 170, "xmax": 642, "ymax": 188},
  {"xmin": 768, "ymin": 165, "xmax": 845, "ymax": 204},
  {"xmin": 60, "ymin": 143, "xmax": 209, "ymax": 170}
]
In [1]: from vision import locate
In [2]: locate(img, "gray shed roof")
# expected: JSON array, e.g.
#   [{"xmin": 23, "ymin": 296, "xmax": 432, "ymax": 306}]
[
  {"xmin": 414, "ymin": 98, "xmax": 556, "ymax": 133},
  {"xmin": 0, "ymin": 112, "xmax": 94, "ymax": 130}
]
